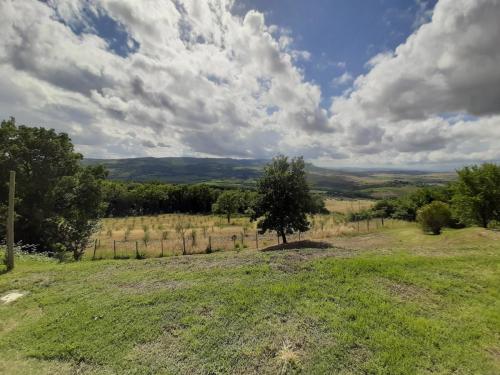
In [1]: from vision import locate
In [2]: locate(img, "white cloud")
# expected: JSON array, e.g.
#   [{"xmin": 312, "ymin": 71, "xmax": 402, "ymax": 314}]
[
  {"xmin": 0, "ymin": 0, "xmax": 499, "ymax": 168},
  {"xmin": 332, "ymin": 72, "xmax": 353, "ymax": 87}
]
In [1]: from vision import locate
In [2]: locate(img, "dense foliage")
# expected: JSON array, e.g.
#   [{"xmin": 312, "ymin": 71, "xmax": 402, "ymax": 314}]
[
  {"xmin": 0, "ymin": 118, "xmax": 106, "ymax": 258},
  {"xmin": 251, "ymin": 155, "xmax": 317, "ymax": 243},
  {"xmin": 451, "ymin": 163, "xmax": 500, "ymax": 228},
  {"xmin": 417, "ymin": 201, "xmax": 452, "ymax": 235},
  {"xmin": 364, "ymin": 163, "xmax": 500, "ymax": 233}
]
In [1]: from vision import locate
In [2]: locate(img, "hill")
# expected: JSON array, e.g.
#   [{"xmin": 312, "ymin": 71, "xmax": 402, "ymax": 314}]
[
  {"xmin": 1, "ymin": 226, "xmax": 499, "ymax": 374},
  {"xmin": 83, "ymin": 157, "xmax": 456, "ymax": 198}
]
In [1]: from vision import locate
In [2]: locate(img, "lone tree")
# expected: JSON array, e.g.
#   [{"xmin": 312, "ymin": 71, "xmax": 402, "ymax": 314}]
[
  {"xmin": 417, "ymin": 201, "xmax": 451, "ymax": 235},
  {"xmin": 451, "ymin": 163, "xmax": 500, "ymax": 228},
  {"xmin": 212, "ymin": 190, "xmax": 241, "ymax": 223},
  {"xmin": 251, "ymin": 155, "xmax": 314, "ymax": 243}
]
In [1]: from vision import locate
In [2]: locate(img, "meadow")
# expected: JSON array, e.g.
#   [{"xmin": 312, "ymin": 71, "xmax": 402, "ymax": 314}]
[
  {"xmin": 1, "ymin": 225, "xmax": 499, "ymax": 374},
  {"xmin": 89, "ymin": 199, "xmax": 377, "ymax": 259}
]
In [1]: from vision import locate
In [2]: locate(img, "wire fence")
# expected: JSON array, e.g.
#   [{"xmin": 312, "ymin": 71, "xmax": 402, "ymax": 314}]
[
  {"xmin": 85, "ymin": 217, "xmax": 393, "ymax": 260},
  {"xmin": 85, "ymin": 230, "xmax": 311, "ymax": 260}
]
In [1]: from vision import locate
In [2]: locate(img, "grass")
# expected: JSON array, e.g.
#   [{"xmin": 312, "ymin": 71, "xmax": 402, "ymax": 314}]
[
  {"xmin": 0, "ymin": 226, "xmax": 499, "ymax": 374},
  {"xmin": 90, "ymin": 199, "xmax": 376, "ymax": 259}
]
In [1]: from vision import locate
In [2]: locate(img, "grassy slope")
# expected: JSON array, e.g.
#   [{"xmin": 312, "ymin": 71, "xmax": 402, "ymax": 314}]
[{"xmin": 0, "ymin": 226, "xmax": 499, "ymax": 374}]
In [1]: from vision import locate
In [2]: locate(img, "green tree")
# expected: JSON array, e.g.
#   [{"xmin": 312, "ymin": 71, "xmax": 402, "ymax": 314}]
[
  {"xmin": 417, "ymin": 201, "xmax": 451, "ymax": 235},
  {"xmin": 251, "ymin": 155, "xmax": 312, "ymax": 243},
  {"xmin": 212, "ymin": 190, "xmax": 241, "ymax": 223},
  {"xmin": 451, "ymin": 164, "xmax": 500, "ymax": 228},
  {"xmin": 0, "ymin": 118, "xmax": 106, "ymax": 257}
]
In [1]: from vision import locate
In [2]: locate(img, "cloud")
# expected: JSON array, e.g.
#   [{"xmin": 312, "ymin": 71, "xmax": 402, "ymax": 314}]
[
  {"xmin": 0, "ymin": 0, "xmax": 499, "ymax": 168},
  {"xmin": 332, "ymin": 72, "xmax": 353, "ymax": 87}
]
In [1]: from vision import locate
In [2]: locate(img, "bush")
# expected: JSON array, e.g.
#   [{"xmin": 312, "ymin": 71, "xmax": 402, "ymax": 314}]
[{"xmin": 417, "ymin": 201, "xmax": 451, "ymax": 235}]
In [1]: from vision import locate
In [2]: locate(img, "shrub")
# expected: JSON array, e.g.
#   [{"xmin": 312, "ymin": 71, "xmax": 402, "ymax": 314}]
[{"xmin": 417, "ymin": 201, "xmax": 451, "ymax": 235}]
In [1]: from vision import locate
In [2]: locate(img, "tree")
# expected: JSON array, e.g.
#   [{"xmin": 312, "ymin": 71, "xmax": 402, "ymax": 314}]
[
  {"xmin": 0, "ymin": 118, "xmax": 106, "ymax": 256},
  {"xmin": 251, "ymin": 155, "xmax": 312, "ymax": 243},
  {"xmin": 451, "ymin": 164, "xmax": 500, "ymax": 228},
  {"xmin": 417, "ymin": 201, "xmax": 451, "ymax": 235},
  {"xmin": 212, "ymin": 190, "xmax": 241, "ymax": 223},
  {"xmin": 48, "ymin": 166, "xmax": 107, "ymax": 260}
]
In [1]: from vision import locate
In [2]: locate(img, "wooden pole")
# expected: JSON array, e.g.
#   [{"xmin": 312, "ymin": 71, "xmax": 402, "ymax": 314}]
[
  {"xmin": 113, "ymin": 240, "xmax": 116, "ymax": 259},
  {"xmin": 6, "ymin": 171, "xmax": 15, "ymax": 271},
  {"xmin": 160, "ymin": 239, "xmax": 164, "ymax": 257},
  {"xmin": 93, "ymin": 239, "xmax": 97, "ymax": 260},
  {"xmin": 255, "ymin": 232, "xmax": 258, "ymax": 250},
  {"xmin": 208, "ymin": 236, "xmax": 212, "ymax": 253}
]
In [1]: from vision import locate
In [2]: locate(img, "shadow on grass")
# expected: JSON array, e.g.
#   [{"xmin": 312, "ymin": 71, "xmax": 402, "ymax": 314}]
[{"xmin": 260, "ymin": 240, "xmax": 332, "ymax": 252}]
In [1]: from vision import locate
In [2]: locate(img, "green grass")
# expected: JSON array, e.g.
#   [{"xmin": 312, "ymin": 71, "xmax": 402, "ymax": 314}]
[{"xmin": 0, "ymin": 226, "xmax": 499, "ymax": 374}]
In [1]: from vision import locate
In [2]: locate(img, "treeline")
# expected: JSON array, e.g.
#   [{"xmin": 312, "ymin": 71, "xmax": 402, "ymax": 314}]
[
  {"xmin": 102, "ymin": 181, "xmax": 256, "ymax": 217},
  {"xmin": 351, "ymin": 163, "xmax": 500, "ymax": 233},
  {"xmin": 102, "ymin": 180, "xmax": 327, "ymax": 219}
]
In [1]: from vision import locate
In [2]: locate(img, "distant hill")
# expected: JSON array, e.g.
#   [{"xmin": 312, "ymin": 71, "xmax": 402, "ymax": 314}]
[{"xmin": 83, "ymin": 157, "xmax": 456, "ymax": 198}]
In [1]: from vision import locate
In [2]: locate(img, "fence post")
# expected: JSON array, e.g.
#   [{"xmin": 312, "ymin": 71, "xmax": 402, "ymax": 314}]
[
  {"xmin": 182, "ymin": 234, "xmax": 186, "ymax": 255},
  {"xmin": 241, "ymin": 232, "xmax": 244, "ymax": 247},
  {"xmin": 277, "ymin": 232, "xmax": 280, "ymax": 245},
  {"xmin": 93, "ymin": 239, "xmax": 97, "ymax": 260},
  {"xmin": 298, "ymin": 231, "xmax": 301, "ymax": 241},
  {"xmin": 255, "ymin": 232, "xmax": 258, "ymax": 250},
  {"xmin": 113, "ymin": 240, "xmax": 116, "ymax": 259},
  {"xmin": 135, "ymin": 241, "xmax": 139, "ymax": 259},
  {"xmin": 381, "ymin": 217, "xmax": 384, "ymax": 227},
  {"xmin": 367, "ymin": 219, "xmax": 370, "ymax": 232},
  {"xmin": 160, "ymin": 239, "xmax": 164, "ymax": 257},
  {"xmin": 208, "ymin": 236, "xmax": 212, "ymax": 253},
  {"xmin": 6, "ymin": 171, "xmax": 15, "ymax": 271}
]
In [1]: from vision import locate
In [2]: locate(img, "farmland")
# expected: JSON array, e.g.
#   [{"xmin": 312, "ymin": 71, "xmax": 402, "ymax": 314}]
[
  {"xmin": 88, "ymin": 199, "xmax": 376, "ymax": 259},
  {"xmin": 1, "ymin": 225, "xmax": 499, "ymax": 374}
]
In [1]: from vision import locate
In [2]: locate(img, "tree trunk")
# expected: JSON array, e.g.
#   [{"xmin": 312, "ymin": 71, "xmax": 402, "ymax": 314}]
[
  {"xmin": 281, "ymin": 231, "xmax": 287, "ymax": 244},
  {"xmin": 227, "ymin": 214, "xmax": 230, "ymax": 223}
]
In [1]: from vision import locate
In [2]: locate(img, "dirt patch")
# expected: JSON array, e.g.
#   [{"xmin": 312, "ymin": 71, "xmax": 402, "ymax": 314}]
[
  {"xmin": 261, "ymin": 240, "xmax": 332, "ymax": 252},
  {"xmin": 1, "ymin": 291, "xmax": 26, "ymax": 305}
]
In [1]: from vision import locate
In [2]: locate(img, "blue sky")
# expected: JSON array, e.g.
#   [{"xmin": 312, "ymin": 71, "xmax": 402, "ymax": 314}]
[
  {"xmin": 1, "ymin": 0, "xmax": 499, "ymax": 169},
  {"xmin": 234, "ymin": 0, "xmax": 437, "ymax": 100}
]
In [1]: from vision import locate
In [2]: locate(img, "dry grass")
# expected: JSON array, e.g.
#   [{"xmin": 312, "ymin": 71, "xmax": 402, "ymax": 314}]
[
  {"xmin": 324, "ymin": 198, "xmax": 374, "ymax": 214},
  {"xmin": 88, "ymin": 202, "xmax": 394, "ymax": 259}
]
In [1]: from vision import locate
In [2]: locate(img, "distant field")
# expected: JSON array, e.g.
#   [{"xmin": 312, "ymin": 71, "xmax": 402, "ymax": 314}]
[
  {"xmin": 84, "ymin": 157, "xmax": 456, "ymax": 198},
  {"xmin": 1, "ymin": 226, "xmax": 499, "ymax": 374},
  {"xmin": 89, "ymin": 199, "xmax": 377, "ymax": 259}
]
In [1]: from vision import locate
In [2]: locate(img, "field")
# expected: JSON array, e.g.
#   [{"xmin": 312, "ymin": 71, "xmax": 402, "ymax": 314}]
[
  {"xmin": 84, "ymin": 157, "xmax": 455, "ymax": 198},
  {"xmin": 1, "ymin": 225, "xmax": 499, "ymax": 374},
  {"xmin": 89, "ymin": 199, "xmax": 375, "ymax": 259}
]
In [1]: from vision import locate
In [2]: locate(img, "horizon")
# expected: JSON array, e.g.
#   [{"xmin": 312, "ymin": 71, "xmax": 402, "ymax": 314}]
[{"xmin": 1, "ymin": 0, "xmax": 499, "ymax": 170}]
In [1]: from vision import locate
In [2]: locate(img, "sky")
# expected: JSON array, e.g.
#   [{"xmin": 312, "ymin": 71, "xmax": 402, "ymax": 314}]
[{"xmin": 0, "ymin": 0, "xmax": 499, "ymax": 170}]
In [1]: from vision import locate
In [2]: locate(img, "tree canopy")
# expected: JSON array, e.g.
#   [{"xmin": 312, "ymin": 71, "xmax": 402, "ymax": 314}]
[
  {"xmin": 0, "ymin": 118, "xmax": 106, "ymax": 258},
  {"xmin": 451, "ymin": 163, "xmax": 500, "ymax": 228},
  {"xmin": 251, "ymin": 155, "xmax": 315, "ymax": 243}
]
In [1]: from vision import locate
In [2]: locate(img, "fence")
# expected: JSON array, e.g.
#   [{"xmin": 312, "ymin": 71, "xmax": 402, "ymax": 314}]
[{"xmin": 85, "ymin": 217, "xmax": 394, "ymax": 260}]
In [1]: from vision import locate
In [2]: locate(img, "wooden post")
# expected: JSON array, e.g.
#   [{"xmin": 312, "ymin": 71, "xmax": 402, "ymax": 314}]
[
  {"xmin": 93, "ymin": 239, "xmax": 97, "ymax": 260},
  {"xmin": 255, "ymin": 232, "xmax": 258, "ymax": 250},
  {"xmin": 277, "ymin": 232, "xmax": 280, "ymax": 245},
  {"xmin": 241, "ymin": 232, "xmax": 244, "ymax": 247},
  {"xmin": 6, "ymin": 171, "xmax": 15, "ymax": 271},
  {"xmin": 160, "ymin": 239, "xmax": 164, "ymax": 257},
  {"xmin": 298, "ymin": 231, "xmax": 301, "ymax": 241},
  {"xmin": 208, "ymin": 236, "xmax": 212, "ymax": 253},
  {"xmin": 135, "ymin": 241, "xmax": 139, "ymax": 258},
  {"xmin": 381, "ymin": 217, "xmax": 384, "ymax": 227},
  {"xmin": 113, "ymin": 240, "xmax": 116, "ymax": 259},
  {"xmin": 182, "ymin": 234, "xmax": 186, "ymax": 255},
  {"xmin": 367, "ymin": 219, "xmax": 370, "ymax": 232}
]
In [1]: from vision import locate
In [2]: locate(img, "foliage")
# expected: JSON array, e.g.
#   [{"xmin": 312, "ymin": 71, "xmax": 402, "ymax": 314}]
[
  {"xmin": 451, "ymin": 163, "xmax": 500, "ymax": 228},
  {"xmin": 417, "ymin": 201, "xmax": 452, "ymax": 235},
  {"xmin": 251, "ymin": 155, "xmax": 313, "ymax": 243},
  {"xmin": 0, "ymin": 118, "xmax": 106, "ymax": 257},
  {"xmin": 212, "ymin": 190, "xmax": 241, "ymax": 223}
]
